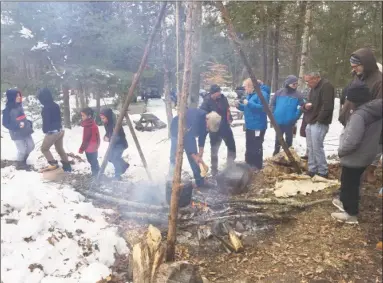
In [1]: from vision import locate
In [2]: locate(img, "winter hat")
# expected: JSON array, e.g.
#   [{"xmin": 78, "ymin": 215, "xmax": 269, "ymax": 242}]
[
  {"xmin": 284, "ymin": 75, "xmax": 298, "ymax": 87},
  {"xmin": 210, "ymin": 84, "xmax": 221, "ymax": 94},
  {"xmin": 350, "ymin": 55, "xmax": 361, "ymax": 65},
  {"xmin": 206, "ymin": 111, "xmax": 222, "ymax": 133},
  {"xmin": 346, "ymin": 80, "xmax": 372, "ymax": 104}
]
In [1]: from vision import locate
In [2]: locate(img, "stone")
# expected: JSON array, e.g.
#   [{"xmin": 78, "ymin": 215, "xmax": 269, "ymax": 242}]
[
  {"xmin": 154, "ymin": 261, "xmax": 203, "ymax": 283},
  {"xmin": 235, "ymin": 221, "xmax": 245, "ymax": 233}
]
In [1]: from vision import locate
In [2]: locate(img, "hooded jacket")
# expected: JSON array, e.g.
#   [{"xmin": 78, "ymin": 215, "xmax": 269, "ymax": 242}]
[
  {"xmin": 304, "ymin": 78, "xmax": 335, "ymax": 125},
  {"xmin": 100, "ymin": 108, "xmax": 128, "ymax": 149},
  {"xmin": 38, "ymin": 88, "xmax": 62, "ymax": 134},
  {"xmin": 339, "ymin": 48, "xmax": 382, "ymax": 126},
  {"xmin": 170, "ymin": 108, "xmax": 208, "ymax": 155},
  {"xmin": 270, "ymin": 76, "xmax": 304, "ymax": 126},
  {"xmin": 2, "ymin": 89, "xmax": 33, "ymax": 140},
  {"xmin": 339, "ymin": 99, "xmax": 382, "ymax": 167},
  {"xmin": 237, "ymin": 84, "xmax": 270, "ymax": 131},
  {"xmin": 200, "ymin": 93, "xmax": 232, "ymax": 133},
  {"xmin": 79, "ymin": 118, "xmax": 100, "ymax": 153}
]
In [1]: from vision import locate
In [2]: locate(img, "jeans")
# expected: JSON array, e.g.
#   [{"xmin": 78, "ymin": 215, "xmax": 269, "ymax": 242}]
[
  {"xmin": 210, "ymin": 127, "xmax": 236, "ymax": 174},
  {"xmin": 41, "ymin": 130, "xmax": 68, "ymax": 163},
  {"xmin": 306, "ymin": 123, "xmax": 329, "ymax": 175},
  {"xmin": 108, "ymin": 145, "xmax": 129, "ymax": 177},
  {"xmin": 245, "ymin": 129, "xmax": 266, "ymax": 169},
  {"xmin": 273, "ymin": 124, "xmax": 294, "ymax": 156},
  {"xmin": 169, "ymin": 135, "xmax": 203, "ymax": 187},
  {"xmin": 14, "ymin": 135, "xmax": 35, "ymax": 161},
  {"xmin": 85, "ymin": 152, "xmax": 100, "ymax": 176},
  {"xmin": 340, "ymin": 166, "xmax": 366, "ymax": 216}
]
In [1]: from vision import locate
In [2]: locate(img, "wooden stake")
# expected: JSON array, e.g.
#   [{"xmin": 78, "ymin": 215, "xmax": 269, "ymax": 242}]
[
  {"xmin": 217, "ymin": 2, "xmax": 301, "ymax": 174},
  {"xmin": 97, "ymin": 2, "xmax": 167, "ymax": 181},
  {"xmin": 166, "ymin": 2, "xmax": 194, "ymax": 262}
]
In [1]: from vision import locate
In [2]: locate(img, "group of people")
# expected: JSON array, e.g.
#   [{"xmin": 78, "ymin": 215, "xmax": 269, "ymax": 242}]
[
  {"xmin": 2, "ymin": 88, "xmax": 130, "ymax": 180},
  {"xmin": 169, "ymin": 47, "xmax": 382, "ymax": 227}
]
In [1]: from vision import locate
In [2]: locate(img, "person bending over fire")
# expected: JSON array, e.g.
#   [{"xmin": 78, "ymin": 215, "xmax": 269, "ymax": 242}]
[{"xmin": 168, "ymin": 108, "xmax": 221, "ymax": 189}]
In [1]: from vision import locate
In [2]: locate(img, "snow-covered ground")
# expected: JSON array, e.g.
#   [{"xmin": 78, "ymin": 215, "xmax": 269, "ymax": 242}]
[{"xmin": 1, "ymin": 98, "xmax": 343, "ymax": 283}]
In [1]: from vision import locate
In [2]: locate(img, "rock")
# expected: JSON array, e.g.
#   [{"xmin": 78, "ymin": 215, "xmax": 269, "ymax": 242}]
[
  {"xmin": 202, "ymin": 277, "xmax": 210, "ymax": 283},
  {"xmin": 154, "ymin": 261, "xmax": 203, "ymax": 283},
  {"xmin": 216, "ymin": 162, "xmax": 251, "ymax": 195},
  {"xmin": 235, "ymin": 221, "xmax": 245, "ymax": 233}
]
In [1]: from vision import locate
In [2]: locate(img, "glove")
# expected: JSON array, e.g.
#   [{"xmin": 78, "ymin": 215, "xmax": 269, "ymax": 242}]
[{"xmin": 243, "ymin": 99, "xmax": 248, "ymax": 105}]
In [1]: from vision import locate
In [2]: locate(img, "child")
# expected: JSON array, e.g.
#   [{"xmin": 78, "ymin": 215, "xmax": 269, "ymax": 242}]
[
  {"xmin": 2, "ymin": 89, "xmax": 35, "ymax": 170},
  {"xmin": 100, "ymin": 108, "xmax": 129, "ymax": 180},
  {"xmin": 79, "ymin": 107, "xmax": 100, "ymax": 176},
  {"xmin": 331, "ymin": 81, "xmax": 382, "ymax": 224},
  {"xmin": 38, "ymin": 88, "xmax": 72, "ymax": 172}
]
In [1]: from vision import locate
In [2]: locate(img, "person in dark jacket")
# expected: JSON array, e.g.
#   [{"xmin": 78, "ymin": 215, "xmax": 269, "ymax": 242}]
[
  {"xmin": 100, "ymin": 108, "xmax": 129, "ymax": 180},
  {"xmin": 339, "ymin": 48, "xmax": 382, "ymax": 183},
  {"xmin": 169, "ymin": 108, "xmax": 221, "ymax": 188},
  {"xmin": 331, "ymin": 82, "xmax": 382, "ymax": 224},
  {"xmin": 2, "ymin": 89, "xmax": 35, "ymax": 170},
  {"xmin": 200, "ymin": 84, "xmax": 236, "ymax": 176},
  {"xmin": 302, "ymin": 72, "xmax": 335, "ymax": 178},
  {"xmin": 270, "ymin": 75, "xmax": 304, "ymax": 155},
  {"xmin": 38, "ymin": 88, "xmax": 71, "ymax": 172},
  {"xmin": 236, "ymin": 78, "xmax": 270, "ymax": 170},
  {"xmin": 79, "ymin": 107, "xmax": 100, "ymax": 176}
]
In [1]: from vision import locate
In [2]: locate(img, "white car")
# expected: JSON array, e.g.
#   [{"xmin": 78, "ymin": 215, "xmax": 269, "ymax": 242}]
[{"xmin": 220, "ymin": 87, "xmax": 237, "ymax": 99}]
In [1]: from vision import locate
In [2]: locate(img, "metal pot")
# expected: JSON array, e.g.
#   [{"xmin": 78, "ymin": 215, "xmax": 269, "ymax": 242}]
[{"xmin": 165, "ymin": 180, "xmax": 193, "ymax": 207}]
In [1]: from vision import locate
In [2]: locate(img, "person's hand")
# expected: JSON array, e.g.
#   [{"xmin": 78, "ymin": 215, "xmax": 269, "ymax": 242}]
[
  {"xmin": 79, "ymin": 149, "xmax": 84, "ymax": 154},
  {"xmin": 243, "ymin": 99, "xmax": 248, "ymax": 105},
  {"xmin": 304, "ymin": 103, "xmax": 313, "ymax": 110},
  {"xmin": 19, "ymin": 122, "xmax": 25, "ymax": 128},
  {"xmin": 104, "ymin": 136, "xmax": 109, "ymax": 142}
]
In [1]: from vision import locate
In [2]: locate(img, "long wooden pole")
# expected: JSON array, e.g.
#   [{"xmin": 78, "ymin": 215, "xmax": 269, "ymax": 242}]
[
  {"xmin": 166, "ymin": 2, "xmax": 194, "ymax": 262},
  {"xmin": 175, "ymin": 1, "xmax": 180, "ymax": 96},
  {"xmin": 97, "ymin": 2, "xmax": 167, "ymax": 181},
  {"xmin": 217, "ymin": 2, "xmax": 301, "ymax": 173}
]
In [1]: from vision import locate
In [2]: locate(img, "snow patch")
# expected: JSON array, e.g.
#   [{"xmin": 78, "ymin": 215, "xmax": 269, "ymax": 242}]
[
  {"xmin": 19, "ymin": 26, "xmax": 33, "ymax": 38},
  {"xmin": 31, "ymin": 41, "xmax": 49, "ymax": 51}
]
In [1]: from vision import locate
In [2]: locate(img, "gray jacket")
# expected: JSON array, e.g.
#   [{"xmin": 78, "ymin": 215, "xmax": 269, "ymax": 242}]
[
  {"xmin": 339, "ymin": 99, "xmax": 382, "ymax": 167},
  {"xmin": 8, "ymin": 106, "xmax": 33, "ymax": 140}
]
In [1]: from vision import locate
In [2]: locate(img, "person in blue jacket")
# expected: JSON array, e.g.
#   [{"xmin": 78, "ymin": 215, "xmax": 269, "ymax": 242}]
[
  {"xmin": 2, "ymin": 89, "xmax": 35, "ymax": 170},
  {"xmin": 169, "ymin": 108, "xmax": 221, "ymax": 188},
  {"xmin": 236, "ymin": 78, "xmax": 270, "ymax": 170},
  {"xmin": 270, "ymin": 75, "xmax": 304, "ymax": 155}
]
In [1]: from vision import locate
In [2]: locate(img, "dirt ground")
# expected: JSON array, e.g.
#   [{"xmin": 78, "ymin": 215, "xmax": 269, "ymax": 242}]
[{"xmin": 177, "ymin": 165, "xmax": 383, "ymax": 283}]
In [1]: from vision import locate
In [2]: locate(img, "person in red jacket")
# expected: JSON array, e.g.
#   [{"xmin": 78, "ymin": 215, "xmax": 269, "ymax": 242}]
[{"xmin": 79, "ymin": 108, "xmax": 100, "ymax": 176}]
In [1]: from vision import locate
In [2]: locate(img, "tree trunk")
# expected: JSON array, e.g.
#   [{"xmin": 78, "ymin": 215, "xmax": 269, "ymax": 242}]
[
  {"xmin": 62, "ymin": 84, "xmax": 71, "ymax": 129},
  {"xmin": 266, "ymin": 26, "xmax": 274, "ymax": 88},
  {"xmin": 175, "ymin": 1, "xmax": 181, "ymax": 96},
  {"xmin": 298, "ymin": 2, "xmax": 312, "ymax": 91},
  {"xmin": 272, "ymin": 3, "xmax": 283, "ymax": 92},
  {"xmin": 166, "ymin": 2, "xmax": 193, "ymax": 262},
  {"xmin": 189, "ymin": 1, "xmax": 202, "ymax": 108},
  {"xmin": 162, "ymin": 28, "xmax": 173, "ymax": 138},
  {"xmin": 95, "ymin": 90, "xmax": 101, "ymax": 124},
  {"xmin": 217, "ymin": 2, "xmax": 302, "ymax": 174},
  {"xmin": 292, "ymin": 1, "xmax": 307, "ymax": 75},
  {"xmin": 75, "ymin": 89, "xmax": 80, "ymax": 110},
  {"xmin": 97, "ymin": 2, "xmax": 167, "ymax": 181},
  {"xmin": 260, "ymin": 5, "xmax": 268, "ymax": 82},
  {"xmin": 78, "ymin": 83, "xmax": 87, "ymax": 109}
]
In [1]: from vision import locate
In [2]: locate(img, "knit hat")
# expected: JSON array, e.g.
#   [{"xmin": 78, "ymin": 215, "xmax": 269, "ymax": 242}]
[
  {"xmin": 346, "ymin": 80, "xmax": 372, "ymax": 104},
  {"xmin": 284, "ymin": 75, "xmax": 298, "ymax": 87},
  {"xmin": 210, "ymin": 84, "xmax": 221, "ymax": 94},
  {"xmin": 350, "ymin": 55, "xmax": 361, "ymax": 65}
]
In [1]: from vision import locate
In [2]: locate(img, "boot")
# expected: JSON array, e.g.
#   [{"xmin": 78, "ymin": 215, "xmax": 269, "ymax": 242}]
[
  {"xmin": 16, "ymin": 160, "xmax": 29, "ymax": 171},
  {"xmin": 39, "ymin": 160, "xmax": 59, "ymax": 172},
  {"xmin": 61, "ymin": 161, "xmax": 72, "ymax": 172},
  {"xmin": 121, "ymin": 161, "xmax": 130, "ymax": 175}
]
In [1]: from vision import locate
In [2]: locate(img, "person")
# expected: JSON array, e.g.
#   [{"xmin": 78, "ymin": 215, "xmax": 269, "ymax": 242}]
[
  {"xmin": 200, "ymin": 84, "xmax": 236, "ymax": 175},
  {"xmin": 79, "ymin": 107, "xmax": 100, "ymax": 176},
  {"xmin": 38, "ymin": 88, "xmax": 72, "ymax": 172},
  {"xmin": 2, "ymin": 89, "xmax": 35, "ymax": 170},
  {"xmin": 339, "ymin": 48, "xmax": 382, "ymax": 183},
  {"xmin": 236, "ymin": 78, "xmax": 270, "ymax": 170},
  {"xmin": 270, "ymin": 75, "xmax": 304, "ymax": 156},
  {"xmin": 100, "ymin": 108, "xmax": 129, "ymax": 180},
  {"xmin": 169, "ymin": 108, "xmax": 221, "ymax": 188},
  {"xmin": 302, "ymin": 71, "xmax": 335, "ymax": 178},
  {"xmin": 331, "ymin": 82, "xmax": 382, "ymax": 224}
]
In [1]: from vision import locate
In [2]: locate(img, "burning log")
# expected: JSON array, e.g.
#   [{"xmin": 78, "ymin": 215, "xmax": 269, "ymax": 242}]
[
  {"xmin": 223, "ymin": 223, "xmax": 244, "ymax": 253},
  {"xmin": 217, "ymin": 198, "xmax": 331, "ymax": 209},
  {"xmin": 120, "ymin": 212, "xmax": 168, "ymax": 225}
]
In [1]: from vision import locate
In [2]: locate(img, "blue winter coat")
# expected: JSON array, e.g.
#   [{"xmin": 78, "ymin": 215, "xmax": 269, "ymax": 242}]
[
  {"xmin": 237, "ymin": 85, "xmax": 270, "ymax": 130},
  {"xmin": 270, "ymin": 87, "xmax": 304, "ymax": 126},
  {"xmin": 170, "ymin": 108, "xmax": 207, "ymax": 155}
]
